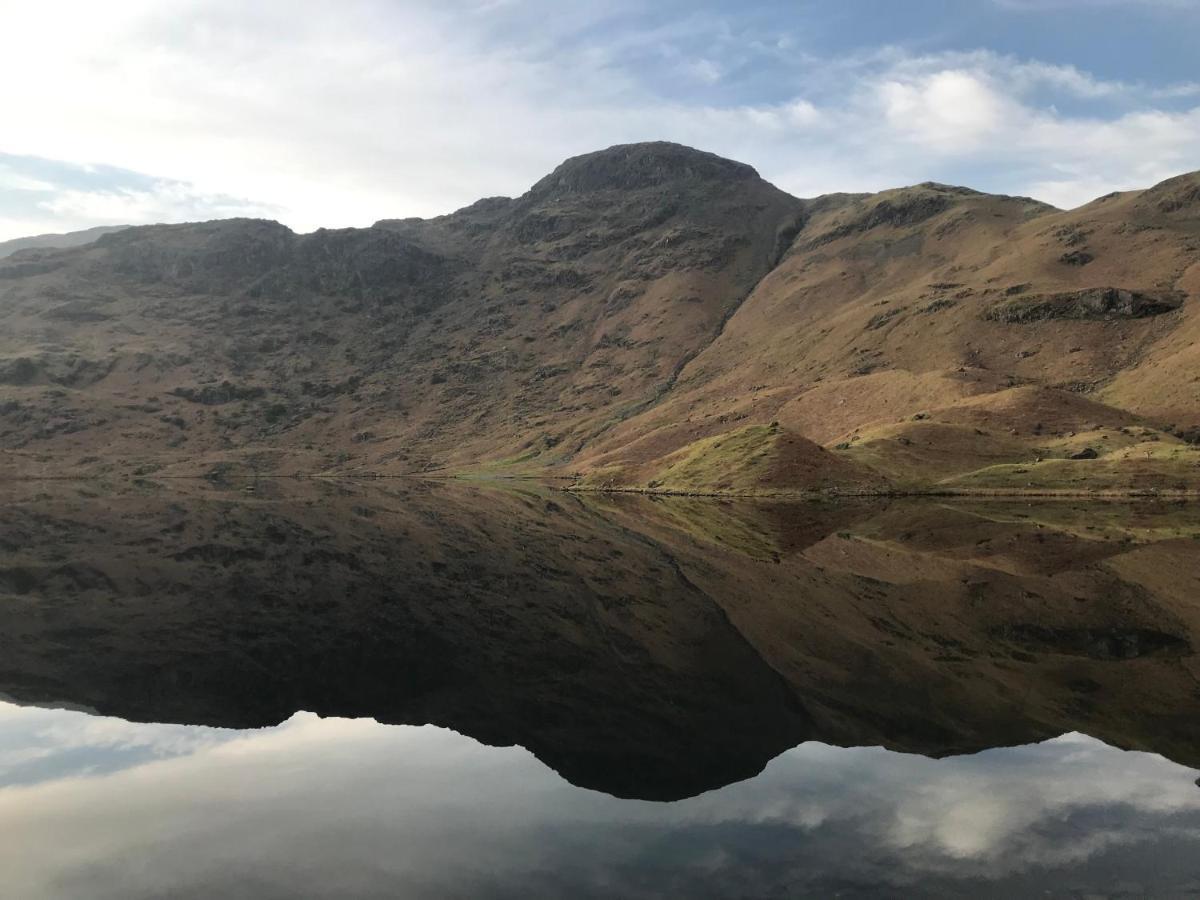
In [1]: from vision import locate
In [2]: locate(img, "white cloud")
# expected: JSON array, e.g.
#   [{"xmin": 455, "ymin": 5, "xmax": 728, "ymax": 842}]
[
  {"xmin": 37, "ymin": 182, "xmax": 276, "ymax": 225},
  {"xmin": 877, "ymin": 70, "xmax": 1015, "ymax": 152},
  {"xmin": 0, "ymin": 170, "xmax": 56, "ymax": 193},
  {"xmin": 1023, "ymin": 175, "xmax": 1129, "ymax": 209},
  {"xmin": 783, "ymin": 99, "xmax": 822, "ymax": 127}
]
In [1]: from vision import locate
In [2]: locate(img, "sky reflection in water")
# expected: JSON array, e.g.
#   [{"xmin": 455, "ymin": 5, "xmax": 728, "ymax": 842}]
[{"xmin": 2, "ymin": 702, "xmax": 1199, "ymax": 899}]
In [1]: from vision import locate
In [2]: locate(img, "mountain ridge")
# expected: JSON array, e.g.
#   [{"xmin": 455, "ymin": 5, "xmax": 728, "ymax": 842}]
[
  {"xmin": 0, "ymin": 224, "xmax": 129, "ymax": 260},
  {"xmin": 1, "ymin": 142, "xmax": 1198, "ymax": 493}
]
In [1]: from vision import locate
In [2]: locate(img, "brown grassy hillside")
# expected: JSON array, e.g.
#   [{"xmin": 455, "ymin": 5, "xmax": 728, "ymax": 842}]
[
  {"xmin": 1, "ymin": 143, "xmax": 1197, "ymax": 492},
  {"xmin": 575, "ymin": 171, "xmax": 1200, "ymax": 492}
]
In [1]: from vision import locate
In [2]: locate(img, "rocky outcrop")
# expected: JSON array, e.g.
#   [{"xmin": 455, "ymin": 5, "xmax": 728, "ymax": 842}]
[
  {"xmin": 527, "ymin": 141, "xmax": 760, "ymax": 197},
  {"xmin": 986, "ymin": 287, "xmax": 1185, "ymax": 323},
  {"xmin": 95, "ymin": 218, "xmax": 295, "ymax": 291}
]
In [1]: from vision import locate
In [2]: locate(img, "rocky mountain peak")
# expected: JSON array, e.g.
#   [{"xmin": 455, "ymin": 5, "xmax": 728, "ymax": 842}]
[{"xmin": 527, "ymin": 141, "xmax": 760, "ymax": 199}]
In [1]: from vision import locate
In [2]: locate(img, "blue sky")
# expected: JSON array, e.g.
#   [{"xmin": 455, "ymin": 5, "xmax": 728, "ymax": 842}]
[{"xmin": 2, "ymin": 0, "xmax": 1199, "ymax": 240}]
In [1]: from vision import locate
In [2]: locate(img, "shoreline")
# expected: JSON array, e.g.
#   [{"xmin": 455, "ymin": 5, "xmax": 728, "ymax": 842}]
[
  {"xmin": 563, "ymin": 484, "xmax": 1200, "ymax": 501},
  {"xmin": 2, "ymin": 471, "xmax": 1199, "ymax": 501}
]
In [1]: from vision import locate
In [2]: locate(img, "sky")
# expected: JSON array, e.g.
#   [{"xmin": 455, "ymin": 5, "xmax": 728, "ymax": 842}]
[{"xmin": 1, "ymin": 0, "xmax": 1199, "ymax": 241}]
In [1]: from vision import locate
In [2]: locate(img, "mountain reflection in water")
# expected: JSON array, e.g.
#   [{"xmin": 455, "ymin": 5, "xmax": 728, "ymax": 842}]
[{"xmin": 2, "ymin": 480, "xmax": 1200, "ymax": 896}]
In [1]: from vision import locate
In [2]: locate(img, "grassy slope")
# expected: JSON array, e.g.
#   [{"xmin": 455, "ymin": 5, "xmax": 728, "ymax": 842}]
[
  {"xmin": 942, "ymin": 440, "xmax": 1200, "ymax": 492},
  {"xmin": 577, "ymin": 423, "xmax": 888, "ymax": 496},
  {"xmin": 572, "ymin": 174, "xmax": 1200, "ymax": 495}
]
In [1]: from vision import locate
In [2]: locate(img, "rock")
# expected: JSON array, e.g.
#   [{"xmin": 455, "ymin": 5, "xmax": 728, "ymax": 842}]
[
  {"xmin": 1070, "ymin": 448, "xmax": 1099, "ymax": 460},
  {"xmin": 866, "ymin": 307, "xmax": 906, "ymax": 330},
  {"xmin": 529, "ymin": 142, "xmax": 759, "ymax": 197},
  {"xmin": 1060, "ymin": 249, "xmax": 1095, "ymax": 266},
  {"xmin": 986, "ymin": 287, "xmax": 1184, "ymax": 324},
  {"xmin": 0, "ymin": 357, "xmax": 39, "ymax": 385}
]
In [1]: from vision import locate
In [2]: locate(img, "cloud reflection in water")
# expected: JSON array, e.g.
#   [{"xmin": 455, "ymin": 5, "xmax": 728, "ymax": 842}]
[{"xmin": 2, "ymin": 702, "xmax": 1199, "ymax": 899}]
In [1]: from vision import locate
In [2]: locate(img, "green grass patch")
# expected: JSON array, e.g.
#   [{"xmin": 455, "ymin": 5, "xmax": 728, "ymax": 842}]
[{"xmin": 650, "ymin": 424, "xmax": 781, "ymax": 494}]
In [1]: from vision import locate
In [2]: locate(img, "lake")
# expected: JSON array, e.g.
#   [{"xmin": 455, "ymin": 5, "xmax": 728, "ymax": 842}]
[{"xmin": 2, "ymin": 479, "xmax": 1200, "ymax": 897}]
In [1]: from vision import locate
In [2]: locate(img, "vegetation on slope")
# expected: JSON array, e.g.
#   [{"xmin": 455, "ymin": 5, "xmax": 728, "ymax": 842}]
[{"xmin": 578, "ymin": 423, "xmax": 888, "ymax": 495}]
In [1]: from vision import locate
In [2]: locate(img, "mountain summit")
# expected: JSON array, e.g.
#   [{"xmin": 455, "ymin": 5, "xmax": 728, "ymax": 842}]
[
  {"xmin": 529, "ymin": 141, "xmax": 761, "ymax": 196},
  {"xmin": 1, "ymin": 144, "xmax": 1197, "ymax": 493}
]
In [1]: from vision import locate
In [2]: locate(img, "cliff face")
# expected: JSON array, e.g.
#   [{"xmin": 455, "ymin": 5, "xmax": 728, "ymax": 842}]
[{"xmin": 1, "ymin": 142, "xmax": 1198, "ymax": 491}]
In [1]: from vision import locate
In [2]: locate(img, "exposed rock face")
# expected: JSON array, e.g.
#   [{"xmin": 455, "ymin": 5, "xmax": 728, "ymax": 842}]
[
  {"xmin": 1058, "ymin": 249, "xmax": 1094, "ymax": 266},
  {"xmin": 986, "ymin": 288, "xmax": 1185, "ymax": 323},
  {"xmin": 990, "ymin": 623, "xmax": 1190, "ymax": 660},
  {"xmin": 527, "ymin": 141, "xmax": 761, "ymax": 197},
  {"xmin": 0, "ymin": 142, "xmax": 1198, "ymax": 491},
  {"xmin": 97, "ymin": 218, "xmax": 296, "ymax": 291}
]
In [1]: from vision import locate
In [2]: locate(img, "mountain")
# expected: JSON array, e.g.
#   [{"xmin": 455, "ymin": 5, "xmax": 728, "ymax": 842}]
[
  {"xmin": 0, "ymin": 224, "xmax": 128, "ymax": 259},
  {"xmin": 1, "ymin": 143, "xmax": 1197, "ymax": 493}
]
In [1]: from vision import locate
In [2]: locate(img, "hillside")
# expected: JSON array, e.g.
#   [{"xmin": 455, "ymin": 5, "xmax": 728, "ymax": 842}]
[{"xmin": 1, "ymin": 143, "xmax": 1198, "ymax": 493}]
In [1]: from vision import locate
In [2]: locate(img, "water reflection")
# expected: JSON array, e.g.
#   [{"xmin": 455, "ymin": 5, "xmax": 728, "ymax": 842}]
[
  {"xmin": 2, "ymin": 480, "xmax": 1200, "ymax": 894},
  {"xmin": 2, "ymin": 702, "xmax": 1198, "ymax": 899}
]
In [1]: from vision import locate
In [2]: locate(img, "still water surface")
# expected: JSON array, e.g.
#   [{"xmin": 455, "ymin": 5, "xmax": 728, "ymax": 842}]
[{"xmin": 2, "ymin": 480, "xmax": 1200, "ymax": 897}]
